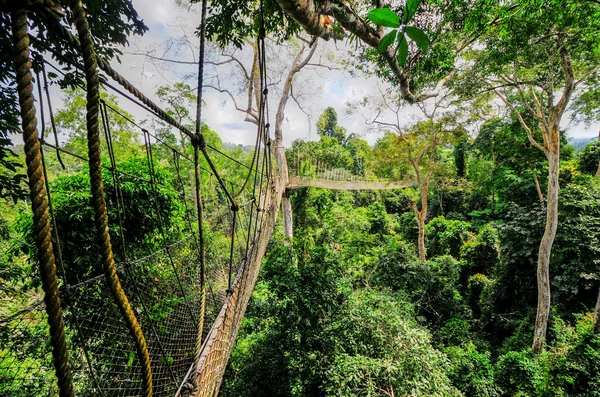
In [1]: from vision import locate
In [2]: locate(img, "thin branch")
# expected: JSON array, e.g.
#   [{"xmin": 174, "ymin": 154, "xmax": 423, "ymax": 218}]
[
  {"xmin": 491, "ymin": 83, "xmax": 548, "ymax": 154},
  {"xmin": 575, "ymin": 64, "xmax": 600, "ymax": 87}
]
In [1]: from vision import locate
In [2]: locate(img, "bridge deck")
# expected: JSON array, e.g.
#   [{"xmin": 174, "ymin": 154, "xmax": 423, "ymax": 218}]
[{"xmin": 287, "ymin": 176, "xmax": 414, "ymax": 190}]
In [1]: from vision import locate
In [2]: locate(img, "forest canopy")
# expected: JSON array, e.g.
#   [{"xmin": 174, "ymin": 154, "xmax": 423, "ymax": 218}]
[{"xmin": 1, "ymin": 0, "xmax": 600, "ymax": 396}]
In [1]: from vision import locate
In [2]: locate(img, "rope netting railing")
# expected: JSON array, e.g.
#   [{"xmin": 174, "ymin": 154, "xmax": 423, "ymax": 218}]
[
  {"xmin": 1, "ymin": 1, "xmax": 281, "ymax": 396},
  {"xmin": 288, "ymin": 148, "xmax": 415, "ymax": 190}
]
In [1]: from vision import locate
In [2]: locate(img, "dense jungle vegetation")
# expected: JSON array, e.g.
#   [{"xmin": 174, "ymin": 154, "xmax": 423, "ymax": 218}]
[
  {"xmin": 1, "ymin": 0, "xmax": 600, "ymax": 396},
  {"xmin": 223, "ymin": 117, "xmax": 600, "ymax": 396}
]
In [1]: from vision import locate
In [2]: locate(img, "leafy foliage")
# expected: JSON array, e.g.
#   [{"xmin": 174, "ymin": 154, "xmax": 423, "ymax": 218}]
[{"xmin": 367, "ymin": 1, "xmax": 430, "ymax": 65}]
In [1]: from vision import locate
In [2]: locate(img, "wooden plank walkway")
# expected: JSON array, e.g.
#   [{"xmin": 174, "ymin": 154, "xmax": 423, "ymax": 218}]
[{"xmin": 287, "ymin": 176, "xmax": 415, "ymax": 190}]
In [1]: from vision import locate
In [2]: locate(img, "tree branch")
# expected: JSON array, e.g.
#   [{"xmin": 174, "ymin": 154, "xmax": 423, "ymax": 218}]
[{"xmin": 491, "ymin": 83, "xmax": 548, "ymax": 154}]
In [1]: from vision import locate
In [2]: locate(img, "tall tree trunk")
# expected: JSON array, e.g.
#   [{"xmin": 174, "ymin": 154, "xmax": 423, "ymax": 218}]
[
  {"xmin": 594, "ymin": 287, "xmax": 600, "ymax": 334},
  {"xmin": 417, "ymin": 211, "xmax": 426, "ymax": 262},
  {"xmin": 273, "ymin": 43, "xmax": 318, "ymax": 240},
  {"xmin": 532, "ymin": 141, "xmax": 560, "ymax": 353},
  {"xmin": 282, "ymin": 191, "xmax": 293, "ymax": 242},
  {"xmin": 411, "ymin": 180, "xmax": 428, "ymax": 262}
]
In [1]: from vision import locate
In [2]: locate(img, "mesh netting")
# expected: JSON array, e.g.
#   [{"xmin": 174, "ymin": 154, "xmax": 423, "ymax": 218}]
[{"xmin": 1, "ymin": 87, "xmax": 270, "ymax": 395}]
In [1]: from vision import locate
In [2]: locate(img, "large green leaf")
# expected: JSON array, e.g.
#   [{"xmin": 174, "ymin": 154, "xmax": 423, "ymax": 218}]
[
  {"xmin": 378, "ymin": 30, "xmax": 397, "ymax": 53},
  {"xmin": 405, "ymin": 26, "xmax": 430, "ymax": 53},
  {"xmin": 403, "ymin": 0, "xmax": 420, "ymax": 24},
  {"xmin": 367, "ymin": 8, "xmax": 400, "ymax": 28},
  {"xmin": 397, "ymin": 35, "xmax": 409, "ymax": 66}
]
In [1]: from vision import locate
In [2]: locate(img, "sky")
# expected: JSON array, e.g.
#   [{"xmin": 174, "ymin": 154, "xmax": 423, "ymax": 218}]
[{"xmin": 13, "ymin": 0, "xmax": 600, "ymax": 147}]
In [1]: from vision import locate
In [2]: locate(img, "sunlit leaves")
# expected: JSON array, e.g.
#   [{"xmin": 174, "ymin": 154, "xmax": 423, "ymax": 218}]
[
  {"xmin": 367, "ymin": 8, "xmax": 400, "ymax": 28},
  {"xmin": 367, "ymin": 0, "xmax": 429, "ymax": 66},
  {"xmin": 405, "ymin": 26, "xmax": 430, "ymax": 54},
  {"xmin": 403, "ymin": 0, "xmax": 420, "ymax": 24},
  {"xmin": 397, "ymin": 36, "xmax": 409, "ymax": 66},
  {"xmin": 378, "ymin": 31, "xmax": 397, "ymax": 53}
]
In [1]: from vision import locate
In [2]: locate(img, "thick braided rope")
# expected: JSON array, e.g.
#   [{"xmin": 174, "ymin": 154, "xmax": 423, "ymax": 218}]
[
  {"xmin": 11, "ymin": 8, "xmax": 74, "ymax": 397},
  {"xmin": 68, "ymin": 1, "xmax": 153, "ymax": 395}
]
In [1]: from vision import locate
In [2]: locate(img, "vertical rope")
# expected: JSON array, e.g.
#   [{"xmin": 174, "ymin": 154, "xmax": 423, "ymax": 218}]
[
  {"xmin": 186, "ymin": 0, "xmax": 209, "ymax": 393},
  {"xmin": 35, "ymin": 61, "xmax": 105, "ymax": 395},
  {"xmin": 11, "ymin": 8, "xmax": 74, "ymax": 397},
  {"xmin": 68, "ymin": 1, "xmax": 153, "ymax": 395}
]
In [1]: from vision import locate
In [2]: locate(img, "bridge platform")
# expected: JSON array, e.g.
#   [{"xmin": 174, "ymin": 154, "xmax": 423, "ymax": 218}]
[{"xmin": 287, "ymin": 176, "xmax": 414, "ymax": 190}]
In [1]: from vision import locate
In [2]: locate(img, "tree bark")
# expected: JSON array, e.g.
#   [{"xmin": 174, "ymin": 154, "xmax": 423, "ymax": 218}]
[
  {"xmin": 274, "ymin": 43, "xmax": 318, "ymax": 239},
  {"xmin": 532, "ymin": 140, "xmax": 560, "ymax": 353},
  {"xmin": 282, "ymin": 190, "xmax": 294, "ymax": 242},
  {"xmin": 416, "ymin": 211, "xmax": 426, "ymax": 262},
  {"xmin": 530, "ymin": 36, "xmax": 574, "ymax": 354}
]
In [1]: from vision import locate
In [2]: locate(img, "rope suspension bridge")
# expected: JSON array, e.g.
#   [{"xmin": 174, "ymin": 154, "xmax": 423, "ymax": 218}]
[
  {"xmin": 288, "ymin": 148, "xmax": 414, "ymax": 190},
  {"xmin": 0, "ymin": 2, "xmax": 410, "ymax": 396}
]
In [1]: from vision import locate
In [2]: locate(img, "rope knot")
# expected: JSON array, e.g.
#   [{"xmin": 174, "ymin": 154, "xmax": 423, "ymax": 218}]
[
  {"xmin": 263, "ymin": 88, "xmax": 268, "ymax": 96},
  {"xmin": 231, "ymin": 203, "xmax": 239, "ymax": 212},
  {"xmin": 265, "ymin": 122, "xmax": 270, "ymax": 129},
  {"xmin": 191, "ymin": 133, "xmax": 206, "ymax": 149}
]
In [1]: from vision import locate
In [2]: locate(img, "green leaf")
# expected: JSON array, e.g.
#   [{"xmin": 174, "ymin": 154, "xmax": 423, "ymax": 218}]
[
  {"xmin": 397, "ymin": 35, "xmax": 409, "ymax": 66},
  {"xmin": 404, "ymin": 26, "xmax": 430, "ymax": 53},
  {"xmin": 378, "ymin": 30, "xmax": 397, "ymax": 53},
  {"xmin": 403, "ymin": 0, "xmax": 420, "ymax": 24},
  {"xmin": 367, "ymin": 8, "xmax": 400, "ymax": 28}
]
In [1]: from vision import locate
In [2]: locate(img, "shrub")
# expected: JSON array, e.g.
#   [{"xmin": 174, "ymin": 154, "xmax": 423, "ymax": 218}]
[
  {"xmin": 426, "ymin": 216, "xmax": 473, "ymax": 258},
  {"xmin": 444, "ymin": 343, "xmax": 500, "ymax": 397},
  {"xmin": 578, "ymin": 140, "xmax": 600, "ymax": 175},
  {"xmin": 460, "ymin": 224, "xmax": 500, "ymax": 275}
]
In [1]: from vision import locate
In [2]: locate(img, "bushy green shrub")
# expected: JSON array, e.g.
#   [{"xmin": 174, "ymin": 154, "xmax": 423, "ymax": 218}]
[
  {"xmin": 12, "ymin": 157, "xmax": 183, "ymax": 285},
  {"xmin": 578, "ymin": 141, "xmax": 600, "ymax": 175},
  {"xmin": 426, "ymin": 216, "xmax": 473, "ymax": 258},
  {"xmin": 322, "ymin": 290, "xmax": 462, "ymax": 397},
  {"xmin": 460, "ymin": 224, "xmax": 500, "ymax": 275},
  {"xmin": 495, "ymin": 314, "xmax": 600, "ymax": 397},
  {"xmin": 444, "ymin": 342, "xmax": 500, "ymax": 397}
]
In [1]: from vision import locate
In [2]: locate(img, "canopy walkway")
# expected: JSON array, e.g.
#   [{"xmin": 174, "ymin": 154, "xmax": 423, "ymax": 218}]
[
  {"xmin": 1, "ymin": 2, "xmax": 410, "ymax": 397},
  {"xmin": 288, "ymin": 176, "xmax": 414, "ymax": 190},
  {"xmin": 2, "ymin": 2, "xmax": 283, "ymax": 396}
]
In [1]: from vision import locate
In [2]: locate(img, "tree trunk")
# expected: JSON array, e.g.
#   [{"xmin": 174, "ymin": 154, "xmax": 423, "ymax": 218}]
[
  {"xmin": 532, "ymin": 144, "xmax": 560, "ymax": 353},
  {"xmin": 530, "ymin": 164, "xmax": 545, "ymax": 208},
  {"xmin": 273, "ymin": 44, "xmax": 317, "ymax": 240},
  {"xmin": 417, "ymin": 211, "xmax": 426, "ymax": 262},
  {"xmin": 282, "ymin": 191, "xmax": 293, "ymax": 243},
  {"xmin": 594, "ymin": 287, "xmax": 600, "ymax": 334}
]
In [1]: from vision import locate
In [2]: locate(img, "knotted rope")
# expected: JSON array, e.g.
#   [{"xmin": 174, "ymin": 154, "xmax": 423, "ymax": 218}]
[
  {"xmin": 11, "ymin": 8, "xmax": 74, "ymax": 397},
  {"xmin": 68, "ymin": 0, "xmax": 153, "ymax": 395}
]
